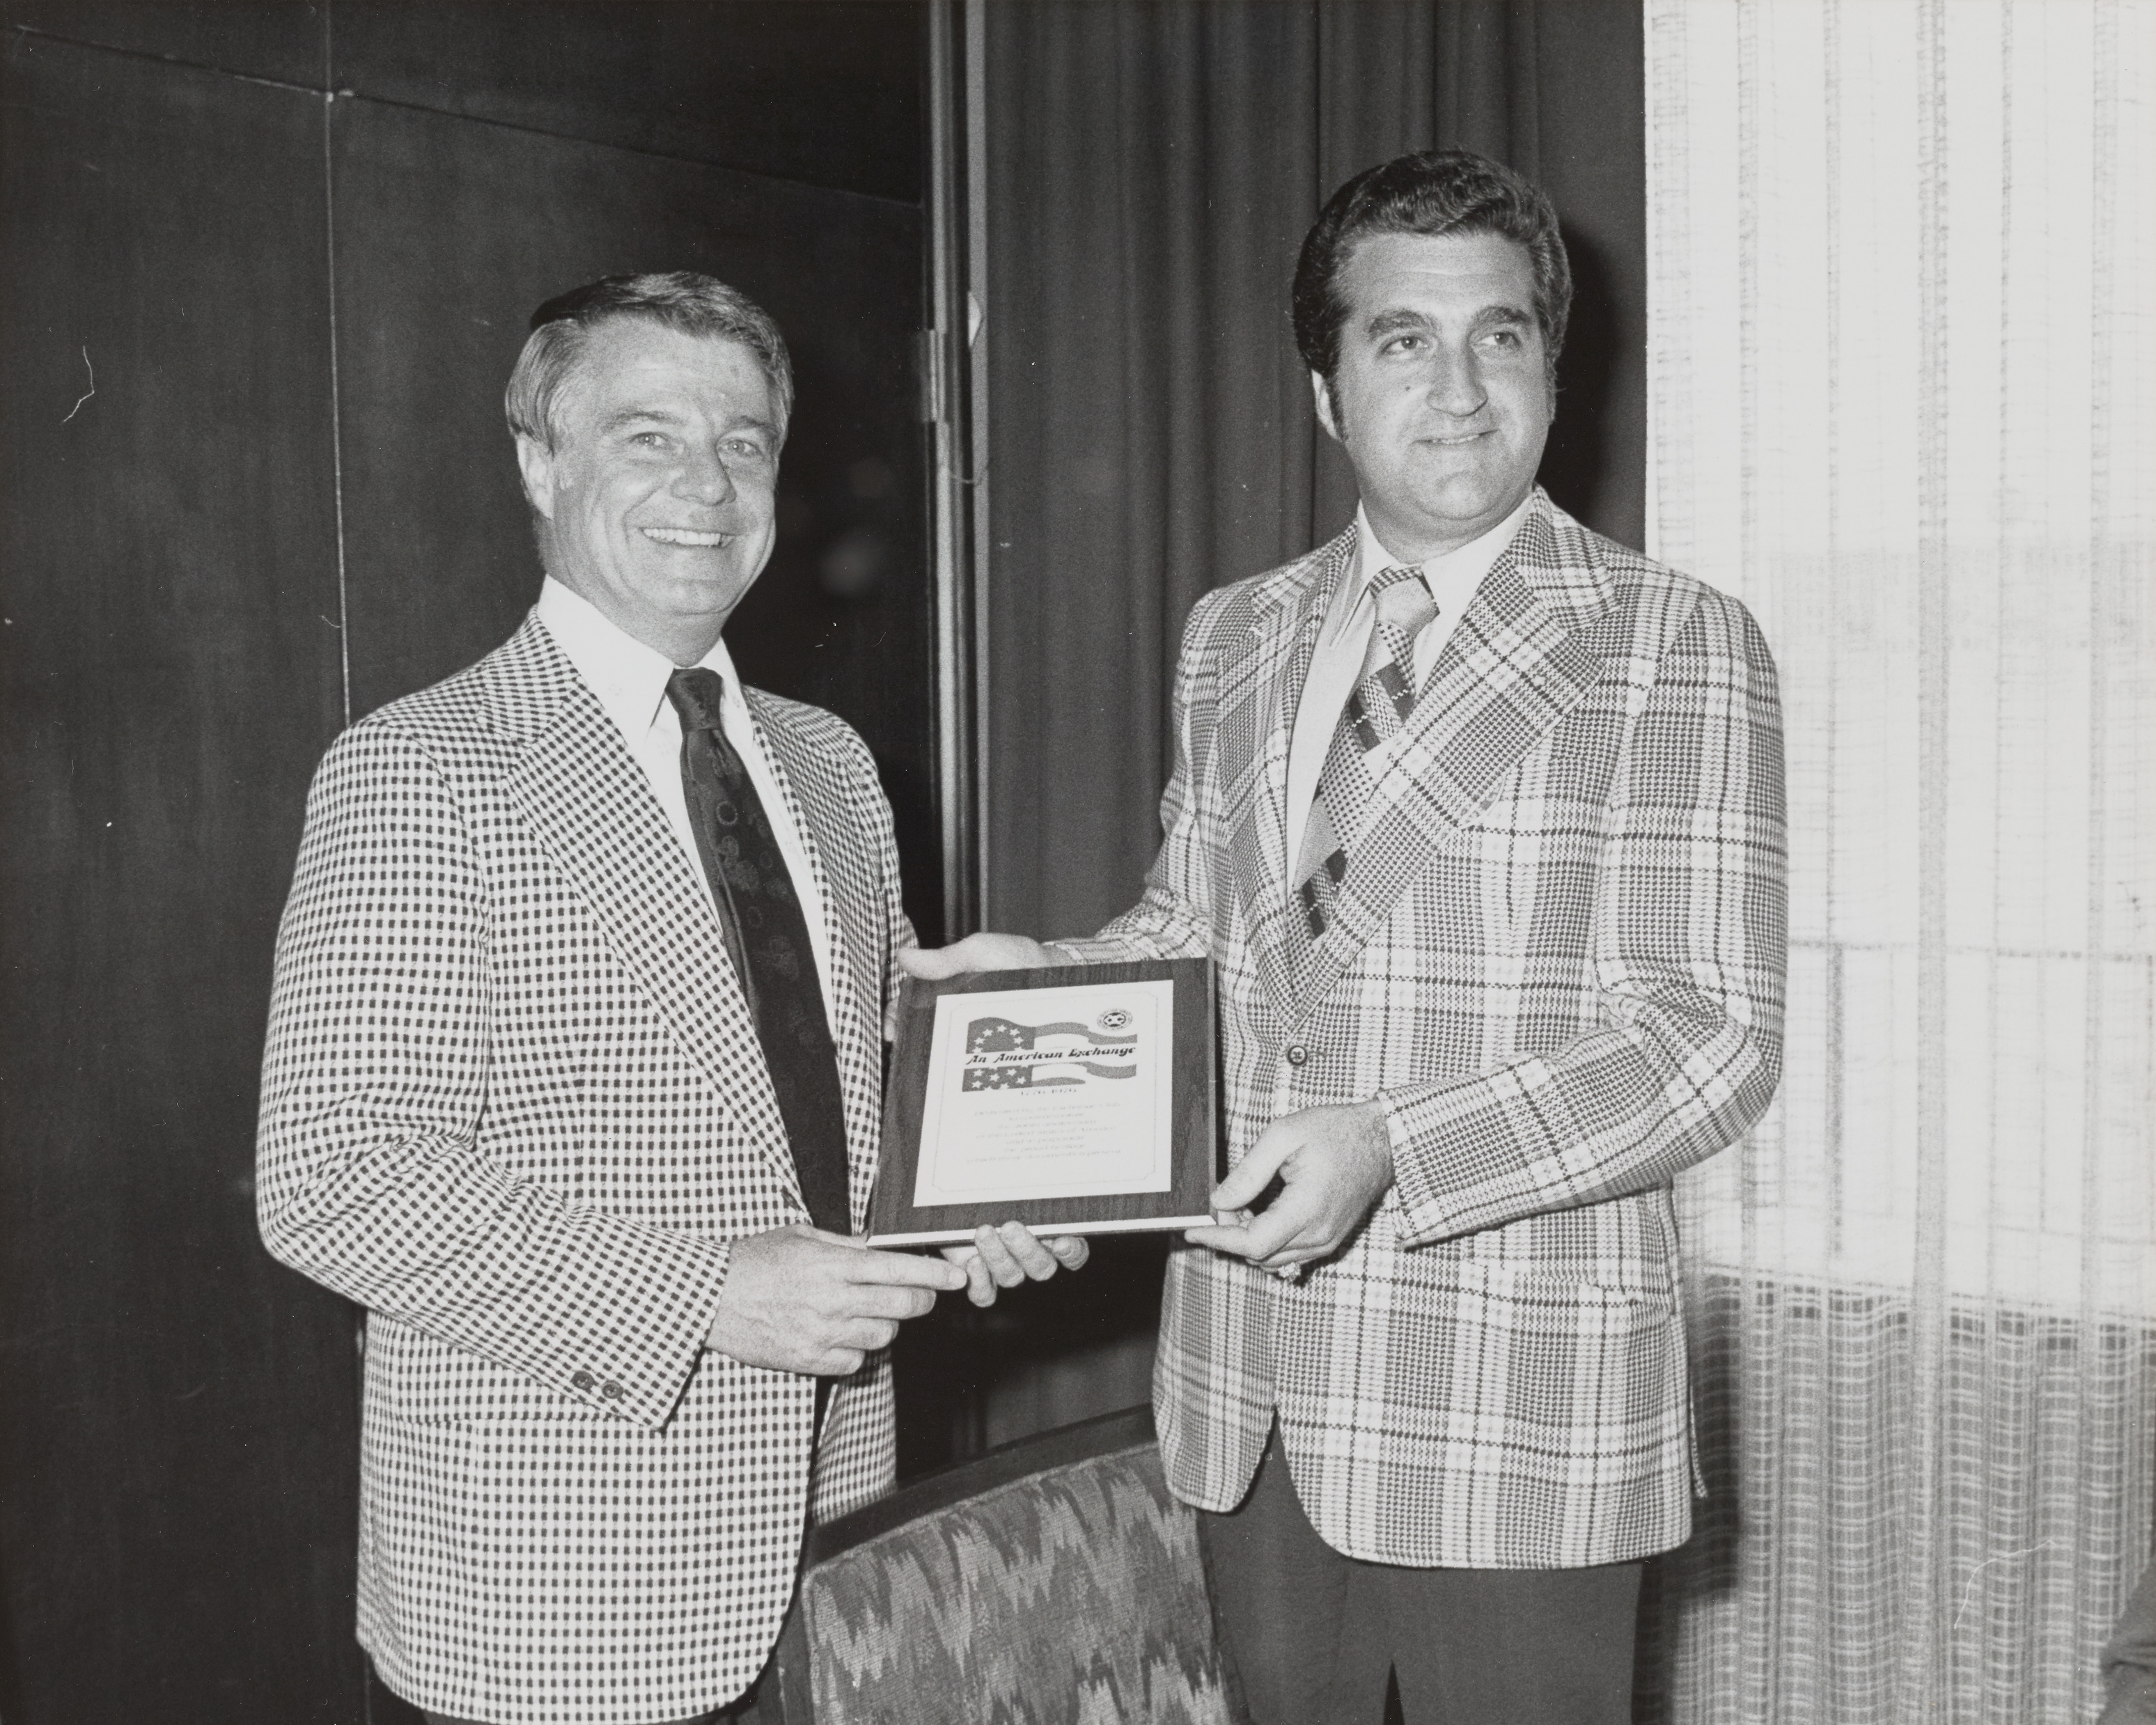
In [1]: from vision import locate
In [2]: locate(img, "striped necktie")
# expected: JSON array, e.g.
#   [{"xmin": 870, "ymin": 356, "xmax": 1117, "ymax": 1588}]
[{"xmin": 1295, "ymin": 565, "xmax": 1437, "ymax": 939}]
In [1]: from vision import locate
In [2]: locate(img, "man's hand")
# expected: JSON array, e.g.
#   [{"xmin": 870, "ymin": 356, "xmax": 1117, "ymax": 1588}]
[
  {"xmin": 1185, "ymin": 1100, "xmax": 1394, "ymax": 1272},
  {"xmin": 896, "ymin": 931, "xmax": 1061, "ymax": 981},
  {"xmin": 941, "ymin": 1222, "xmax": 1092, "ymax": 1307},
  {"xmin": 707, "ymin": 1226, "xmax": 966, "ymax": 1376}
]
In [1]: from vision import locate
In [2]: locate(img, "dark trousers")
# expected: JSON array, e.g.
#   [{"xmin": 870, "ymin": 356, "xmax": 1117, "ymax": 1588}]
[{"xmin": 1196, "ymin": 1427, "xmax": 1643, "ymax": 1725}]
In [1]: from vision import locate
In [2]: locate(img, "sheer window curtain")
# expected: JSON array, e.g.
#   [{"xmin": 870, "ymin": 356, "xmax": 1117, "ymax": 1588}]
[{"xmin": 1639, "ymin": 3, "xmax": 2155, "ymax": 1721}]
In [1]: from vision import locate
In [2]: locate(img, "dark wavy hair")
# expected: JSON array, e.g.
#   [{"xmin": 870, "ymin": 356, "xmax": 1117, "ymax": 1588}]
[
  {"xmin": 505, "ymin": 271, "xmax": 793, "ymax": 448},
  {"xmin": 1292, "ymin": 150, "xmax": 1571, "ymax": 398}
]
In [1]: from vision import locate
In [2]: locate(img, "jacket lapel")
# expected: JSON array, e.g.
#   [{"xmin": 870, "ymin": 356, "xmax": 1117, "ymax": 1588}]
[
  {"xmin": 1293, "ymin": 498, "xmax": 1611, "ymax": 1017},
  {"xmin": 1220, "ymin": 530, "xmax": 1352, "ymax": 1017},
  {"xmin": 741, "ymin": 693, "xmax": 884, "ymax": 1226},
  {"xmin": 489, "ymin": 622, "xmax": 800, "ymax": 1202}
]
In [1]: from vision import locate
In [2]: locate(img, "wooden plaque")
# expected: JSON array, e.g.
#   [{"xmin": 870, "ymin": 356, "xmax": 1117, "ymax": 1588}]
[{"xmin": 867, "ymin": 958, "xmax": 1217, "ymax": 1247}]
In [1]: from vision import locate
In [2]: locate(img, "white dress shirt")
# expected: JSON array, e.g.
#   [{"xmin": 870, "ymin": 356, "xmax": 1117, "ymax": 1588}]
[
  {"xmin": 534, "ymin": 577, "xmax": 838, "ymax": 1027},
  {"xmin": 1283, "ymin": 495, "xmax": 1532, "ymax": 874}
]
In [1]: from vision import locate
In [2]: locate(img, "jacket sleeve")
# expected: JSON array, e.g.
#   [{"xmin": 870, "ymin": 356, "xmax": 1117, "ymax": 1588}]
[
  {"xmin": 1049, "ymin": 590, "xmax": 1221, "ymax": 965},
  {"xmin": 255, "ymin": 721, "xmax": 731, "ymax": 1431},
  {"xmin": 1384, "ymin": 588, "xmax": 1789, "ymax": 1244}
]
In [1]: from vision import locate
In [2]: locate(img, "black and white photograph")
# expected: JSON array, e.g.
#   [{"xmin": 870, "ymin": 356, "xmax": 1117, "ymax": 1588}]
[{"xmin": 1, "ymin": 2, "xmax": 2148, "ymax": 1722}]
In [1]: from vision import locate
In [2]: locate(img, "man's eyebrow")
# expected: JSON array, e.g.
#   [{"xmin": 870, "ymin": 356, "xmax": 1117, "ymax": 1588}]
[
  {"xmin": 597, "ymin": 405, "xmax": 779, "ymax": 439},
  {"xmin": 1363, "ymin": 307, "xmax": 1433, "ymax": 338},
  {"xmin": 600, "ymin": 405, "xmax": 685, "ymax": 432},
  {"xmin": 1359, "ymin": 302, "xmax": 1536, "ymax": 340}
]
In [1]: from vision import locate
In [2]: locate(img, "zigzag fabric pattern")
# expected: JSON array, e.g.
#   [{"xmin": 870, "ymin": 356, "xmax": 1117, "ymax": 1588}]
[{"xmin": 799, "ymin": 1443, "xmax": 1234, "ymax": 1724}]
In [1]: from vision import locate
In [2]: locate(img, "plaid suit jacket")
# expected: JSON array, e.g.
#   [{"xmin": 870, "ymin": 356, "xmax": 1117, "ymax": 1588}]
[
  {"xmin": 1058, "ymin": 491, "xmax": 1787, "ymax": 1569},
  {"xmin": 257, "ymin": 615, "xmax": 912, "ymax": 1722}
]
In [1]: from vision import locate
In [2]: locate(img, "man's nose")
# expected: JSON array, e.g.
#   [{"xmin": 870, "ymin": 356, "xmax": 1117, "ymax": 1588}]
[
  {"xmin": 1425, "ymin": 346, "xmax": 1487, "ymax": 417},
  {"xmin": 675, "ymin": 446, "xmax": 737, "ymax": 506}
]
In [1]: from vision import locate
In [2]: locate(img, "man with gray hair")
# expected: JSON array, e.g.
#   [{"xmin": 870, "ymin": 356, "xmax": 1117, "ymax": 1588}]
[{"xmin": 258, "ymin": 272, "xmax": 1081, "ymax": 1724}]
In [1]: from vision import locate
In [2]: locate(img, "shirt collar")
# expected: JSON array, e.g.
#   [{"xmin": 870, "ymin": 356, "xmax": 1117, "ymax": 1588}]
[
  {"xmin": 534, "ymin": 576, "xmax": 744, "ymax": 740},
  {"xmin": 1338, "ymin": 491, "xmax": 1533, "ymax": 630}
]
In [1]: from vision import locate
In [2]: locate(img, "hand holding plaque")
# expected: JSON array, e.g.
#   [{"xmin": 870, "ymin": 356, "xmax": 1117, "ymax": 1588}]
[{"xmin": 868, "ymin": 958, "xmax": 1217, "ymax": 1247}]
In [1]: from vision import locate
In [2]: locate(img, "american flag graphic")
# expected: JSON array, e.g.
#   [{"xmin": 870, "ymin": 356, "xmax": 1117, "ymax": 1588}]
[{"xmin": 961, "ymin": 1015, "xmax": 1138, "ymax": 1091}]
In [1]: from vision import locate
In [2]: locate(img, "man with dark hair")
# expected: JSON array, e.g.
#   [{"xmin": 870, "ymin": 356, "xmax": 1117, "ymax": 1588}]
[
  {"xmin": 258, "ymin": 272, "xmax": 1080, "ymax": 1725},
  {"xmin": 1292, "ymin": 148, "xmax": 1574, "ymax": 398},
  {"xmin": 907, "ymin": 150, "xmax": 1788, "ymax": 1722}
]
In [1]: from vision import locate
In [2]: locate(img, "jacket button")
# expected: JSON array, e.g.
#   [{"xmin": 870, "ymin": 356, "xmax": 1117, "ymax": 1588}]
[
  {"xmin": 601, "ymin": 1380, "xmax": 624, "ymax": 1400},
  {"xmin": 1285, "ymin": 1044, "xmax": 1309, "ymax": 1067},
  {"xmin": 570, "ymin": 1370, "xmax": 595, "ymax": 1391}
]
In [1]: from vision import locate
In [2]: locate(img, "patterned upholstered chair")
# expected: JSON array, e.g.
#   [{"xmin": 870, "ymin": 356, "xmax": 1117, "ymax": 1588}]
[{"xmin": 763, "ymin": 1405, "xmax": 1237, "ymax": 1724}]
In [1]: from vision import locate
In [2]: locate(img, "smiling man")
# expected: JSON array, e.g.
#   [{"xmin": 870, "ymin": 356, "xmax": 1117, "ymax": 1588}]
[
  {"xmin": 257, "ymin": 274, "xmax": 1080, "ymax": 1725},
  {"xmin": 905, "ymin": 154, "xmax": 1788, "ymax": 1722}
]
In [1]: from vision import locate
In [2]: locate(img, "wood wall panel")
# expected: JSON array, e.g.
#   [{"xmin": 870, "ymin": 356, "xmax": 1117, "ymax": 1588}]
[
  {"xmin": 1, "ymin": 8, "xmax": 935, "ymax": 1715},
  {"xmin": 0, "ymin": 0, "xmax": 327, "ymax": 87},
  {"xmin": 0, "ymin": 33, "xmax": 359, "ymax": 1723},
  {"xmin": 330, "ymin": 97, "xmax": 939, "ymax": 931},
  {"xmin": 333, "ymin": 0, "xmax": 923, "ymax": 201}
]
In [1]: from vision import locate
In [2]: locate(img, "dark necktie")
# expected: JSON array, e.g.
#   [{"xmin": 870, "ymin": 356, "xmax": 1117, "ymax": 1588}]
[
  {"xmin": 1295, "ymin": 565, "xmax": 1438, "ymax": 938},
  {"xmin": 665, "ymin": 668, "xmax": 852, "ymax": 1235}
]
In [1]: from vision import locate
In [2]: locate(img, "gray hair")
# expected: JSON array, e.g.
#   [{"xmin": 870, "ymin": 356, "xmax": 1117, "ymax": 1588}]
[{"xmin": 503, "ymin": 271, "xmax": 795, "ymax": 449}]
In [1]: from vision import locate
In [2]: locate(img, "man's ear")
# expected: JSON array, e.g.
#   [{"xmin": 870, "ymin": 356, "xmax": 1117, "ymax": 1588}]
[
  {"xmin": 514, "ymin": 433, "xmax": 557, "ymax": 521},
  {"xmin": 1311, "ymin": 371, "xmax": 1343, "ymax": 445}
]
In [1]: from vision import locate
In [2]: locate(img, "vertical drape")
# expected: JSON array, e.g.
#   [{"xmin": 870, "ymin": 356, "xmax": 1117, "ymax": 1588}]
[
  {"xmin": 981, "ymin": 2, "xmax": 1316, "ymax": 942},
  {"xmin": 979, "ymin": 0, "xmax": 1646, "ymax": 941},
  {"xmin": 1640, "ymin": 3, "xmax": 2156, "ymax": 1720}
]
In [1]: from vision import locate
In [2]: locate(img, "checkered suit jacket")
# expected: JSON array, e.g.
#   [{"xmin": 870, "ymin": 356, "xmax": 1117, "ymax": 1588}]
[
  {"xmin": 1057, "ymin": 491, "xmax": 1787, "ymax": 1569},
  {"xmin": 257, "ymin": 614, "xmax": 912, "ymax": 1722}
]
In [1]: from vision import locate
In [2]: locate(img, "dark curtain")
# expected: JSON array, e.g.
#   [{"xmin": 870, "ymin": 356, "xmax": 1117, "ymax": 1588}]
[{"xmin": 982, "ymin": 0, "xmax": 1645, "ymax": 940}]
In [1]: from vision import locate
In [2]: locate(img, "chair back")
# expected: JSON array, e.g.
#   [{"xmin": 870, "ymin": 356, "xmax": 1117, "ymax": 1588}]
[{"xmin": 770, "ymin": 1405, "xmax": 1236, "ymax": 1724}]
